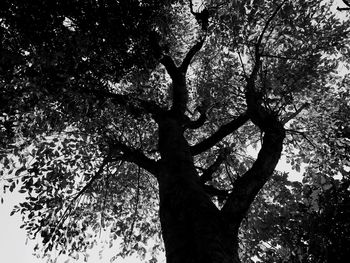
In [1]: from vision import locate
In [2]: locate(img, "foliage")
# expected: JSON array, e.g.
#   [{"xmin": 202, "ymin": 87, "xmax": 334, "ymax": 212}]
[{"xmin": 241, "ymin": 172, "xmax": 350, "ymax": 263}]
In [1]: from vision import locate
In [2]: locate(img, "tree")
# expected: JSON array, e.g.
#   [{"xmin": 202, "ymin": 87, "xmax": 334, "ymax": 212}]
[
  {"xmin": 1, "ymin": 0, "xmax": 349, "ymax": 262},
  {"xmin": 240, "ymin": 173, "xmax": 350, "ymax": 263}
]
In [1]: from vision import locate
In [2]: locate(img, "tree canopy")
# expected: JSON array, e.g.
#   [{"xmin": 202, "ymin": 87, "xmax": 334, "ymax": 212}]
[{"xmin": 1, "ymin": 0, "xmax": 349, "ymax": 262}]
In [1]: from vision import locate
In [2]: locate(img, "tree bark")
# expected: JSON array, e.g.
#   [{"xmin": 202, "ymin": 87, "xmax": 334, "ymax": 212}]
[{"xmin": 157, "ymin": 116, "xmax": 238, "ymax": 263}]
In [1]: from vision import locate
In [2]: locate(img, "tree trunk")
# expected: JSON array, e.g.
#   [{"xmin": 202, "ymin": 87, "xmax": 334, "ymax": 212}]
[{"xmin": 157, "ymin": 116, "xmax": 239, "ymax": 263}]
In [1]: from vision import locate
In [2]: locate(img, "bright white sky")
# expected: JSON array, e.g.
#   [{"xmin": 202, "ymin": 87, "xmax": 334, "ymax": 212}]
[{"xmin": 0, "ymin": 191, "xmax": 147, "ymax": 263}]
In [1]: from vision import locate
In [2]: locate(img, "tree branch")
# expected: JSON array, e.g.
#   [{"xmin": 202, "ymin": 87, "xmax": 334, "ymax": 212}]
[
  {"xmin": 180, "ymin": 38, "xmax": 205, "ymax": 74},
  {"xmin": 160, "ymin": 55, "xmax": 180, "ymax": 80},
  {"xmin": 190, "ymin": 113, "xmax": 249, "ymax": 155},
  {"xmin": 256, "ymin": 1, "xmax": 286, "ymax": 56},
  {"xmin": 282, "ymin": 103, "xmax": 309, "ymax": 124},
  {"xmin": 185, "ymin": 107, "xmax": 207, "ymax": 129},
  {"xmin": 200, "ymin": 150, "xmax": 227, "ymax": 184},
  {"xmin": 110, "ymin": 141, "xmax": 159, "ymax": 177},
  {"xmin": 336, "ymin": 0, "xmax": 350, "ymax": 10},
  {"xmin": 221, "ymin": 126, "xmax": 285, "ymax": 232},
  {"xmin": 342, "ymin": 0, "xmax": 350, "ymax": 7},
  {"xmin": 149, "ymin": 31, "xmax": 179, "ymax": 80},
  {"xmin": 246, "ymin": 1, "xmax": 286, "ymax": 92},
  {"xmin": 202, "ymin": 185, "xmax": 229, "ymax": 199},
  {"xmin": 337, "ymin": 7, "xmax": 350, "ymax": 10},
  {"xmin": 73, "ymin": 156, "xmax": 111, "ymax": 201},
  {"xmin": 46, "ymin": 155, "xmax": 111, "ymax": 244}
]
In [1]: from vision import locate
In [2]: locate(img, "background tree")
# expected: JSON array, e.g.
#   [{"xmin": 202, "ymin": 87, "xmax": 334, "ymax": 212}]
[
  {"xmin": 240, "ymin": 173, "xmax": 350, "ymax": 263},
  {"xmin": 1, "ymin": 0, "xmax": 349, "ymax": 263}
]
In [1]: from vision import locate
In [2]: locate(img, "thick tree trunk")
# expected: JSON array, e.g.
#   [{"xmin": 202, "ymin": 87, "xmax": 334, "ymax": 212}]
[{"xmin": 157, "ymin": 116, "xmax": 239, "ymax": 263}]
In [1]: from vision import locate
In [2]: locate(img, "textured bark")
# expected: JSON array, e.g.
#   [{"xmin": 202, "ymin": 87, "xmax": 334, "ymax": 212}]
[{"xmin": 157, "ymin": 116, "xmax": 237, "ymax": 263}]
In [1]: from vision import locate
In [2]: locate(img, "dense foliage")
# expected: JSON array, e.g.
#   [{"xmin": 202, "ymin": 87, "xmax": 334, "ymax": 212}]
[{"xmin": 1, "ymin": 0, "xmax": 349, "ymax": 262}]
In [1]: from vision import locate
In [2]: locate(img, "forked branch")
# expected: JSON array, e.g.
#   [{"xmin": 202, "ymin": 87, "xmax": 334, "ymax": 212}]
[{"xmin": 221, "ymin": 125, "xmax": 285, "ymax": 232}]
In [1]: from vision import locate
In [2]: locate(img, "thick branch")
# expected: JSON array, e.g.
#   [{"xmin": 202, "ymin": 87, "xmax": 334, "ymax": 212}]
[
  {"xmin": 160, "ymin": 55, "xmax": 179, "ymax": 80},
  {"xmin": 190, "ymin": 113, "xmax": 249, "ymax": 155},
  {"xmin": 221, "ymin": 0, "xmax": 287, "ymax": 233},
  {"xmin": 149, "ymin": 31, "xmax": 179, "ymax": 80},
  {"xmin": 180, "ymin": 39, "xmax": 205, "ymax": 73},
  {"xmin": 221, "ymin": 125, "xmax": 285, "ymax": 231},
  {"xmin": 200, "ymin": 150, "xmax": 226, "ymax": 184},
  {"xmin": 202, "ymin": 185, "xmax": 229, "ymax": 198},
  {"xmin": 343, "ymin": 0, "xmax": 350, "ymax": 7},
  {"xmin": 186, "ymin": 110, "xmax": 207, "ymax": 129},
  {"xmin": 110, "ymin": 141, "xmax": 159, "ymax": 177}
]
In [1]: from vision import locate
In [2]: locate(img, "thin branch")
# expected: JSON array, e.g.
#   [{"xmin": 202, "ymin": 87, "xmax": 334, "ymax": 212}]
[
  {"xmin": 127, "ymin": 166, "xmax": 141, "ymax": 243},
  {"xmin": 46, "ymin": 155, "xmax": 110, "ymax": 245},
  {"xmin": 190, "ymin": 112, "xmax": 249, "ymax": 155},
  {"xmin": 246, "ymin": 1, "xmax": 286, "ymax": 96},
  {"xmin": 282, "ymin": 103, "xmax": 309, "ymax": 124},
  {"xmin": 256, "ymin": 1, "xmax": 286, "ymax": 56},
  {"xmin": 225, "ymin": 163, "xmax": 235, "ymax": 187},
  {"xmin": 238, "ymin": 52, "xmax": 247, "ymax": 79},
  {"xmin": 286, "ymin": 129, "xmax": 316, "ymax": 148},
  {"xmin": 261, "ymin": 53, "xmax": 300, "ymax": 61},
  {"xmin": 72, "ymin": 156, "xmax": 110, "ymax": 202}
]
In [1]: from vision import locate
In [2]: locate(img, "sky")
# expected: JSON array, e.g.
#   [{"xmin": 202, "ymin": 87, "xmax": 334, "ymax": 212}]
[{"xmin": 0, "ymin": 190, "xmax": 148, "ymax": 263}]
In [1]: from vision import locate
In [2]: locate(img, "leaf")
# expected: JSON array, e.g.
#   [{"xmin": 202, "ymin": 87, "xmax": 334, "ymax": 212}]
[{"xmin": 15, "ymin": 166, "xmax": 26, "ymax": 177}]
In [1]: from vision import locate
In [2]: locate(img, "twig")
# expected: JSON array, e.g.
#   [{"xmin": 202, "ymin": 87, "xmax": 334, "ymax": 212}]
[
  {"xmin": 256, "ymin": 0, "xmax": 287, "ymax": 56},
  {"xmin": 45, "ymin": 154, "xmax": 111, "ymax": 245},
  {"xmin": 282, "ymin": 103, "xmax": 309, "ymax": 124},
  {"xmin": 286, "ymin": 129, "xmax": 316, "ymax": 148},
  {"xmin": 238, "ymin": 52, "xmax": 247, "ymax": 79},
  {"xmin": 127, "ymin": 166, "xmax": 141, "ymax": 243},
  {"xmin": 225, "ymin": 163, "xmax": 235, "ymax": 187}
]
